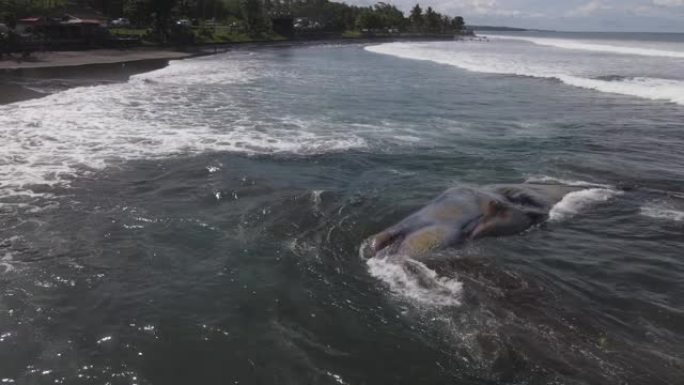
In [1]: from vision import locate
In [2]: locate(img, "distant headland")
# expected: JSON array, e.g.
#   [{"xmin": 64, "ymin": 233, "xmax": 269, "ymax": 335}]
[{"xmin": 470, "ymin": 25, "xmax": 528, "ymax": 32}]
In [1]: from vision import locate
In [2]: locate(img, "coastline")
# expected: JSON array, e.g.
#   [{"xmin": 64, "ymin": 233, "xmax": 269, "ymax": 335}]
[
  {"xmin": 0, "ymin": 48, "xmax": 193, "ymax": 70},
  {"xmin": 0, "ymin": 35, "xmax": 457, "ymax": 105},
  {"xmin": 0, "ymin": 34, "xmax": 457, "ymax": 71},
  {"xmin": 0, "ymin": 57, "xmax": 173, "ymax": 105}
]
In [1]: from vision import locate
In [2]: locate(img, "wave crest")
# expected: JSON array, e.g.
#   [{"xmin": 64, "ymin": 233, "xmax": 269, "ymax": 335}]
[
  {"xmin": 488, "ymin": 35, "xmax": 684, "ymax": 59},
  {"xmin": 365, "ymin": 42, "xmax": 684, "ymax": 106},
  {"xmin": 550, "ymin": 188, "xmax": 620, "ymax": 221}
]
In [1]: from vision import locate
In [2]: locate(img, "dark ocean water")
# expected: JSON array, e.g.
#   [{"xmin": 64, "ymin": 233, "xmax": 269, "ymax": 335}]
[{"xmin": 1, "ymin": 34, "xmax": 683, "ymax": 384}]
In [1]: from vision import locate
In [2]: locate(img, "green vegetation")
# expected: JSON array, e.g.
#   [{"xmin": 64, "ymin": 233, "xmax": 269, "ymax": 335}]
[
  {"xmin": 340, "ymin": 30, "xmax": 362, "ymax": 39},
  {"xmin": 109, "ymin": 27, "xmax": 148, "ymax": 37},
  {"xmin": 191, "ymin": 25, "xmax": 285, "ymax": 43},
  {"xmin": 1, "ymin": 0, "xmax": 469, "ymax": 45},
  {"xmin": 0, "ymin": 0, "xmax": 69, "ymax": 27}
]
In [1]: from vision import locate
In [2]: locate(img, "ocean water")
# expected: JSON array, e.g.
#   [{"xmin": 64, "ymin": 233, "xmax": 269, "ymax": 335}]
[{"xmin": 1, "ymin": 33, "xmax": 683, "ymax": 384}]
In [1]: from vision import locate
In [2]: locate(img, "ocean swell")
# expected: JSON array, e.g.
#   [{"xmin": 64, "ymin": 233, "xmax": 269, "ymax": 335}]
[
  {"xmin": 557, "ymin": 75, "xmax": 684, "ymax": 105},
  {"xmin": 365, "ymin": 42, "xmax": 684, "ymax": 106},
  {"xmin": 549, "ymin": 188, "xmax": 620, "ymax": 221},
  {"xmin": 487, "ymin": 35, "xmax": 684, "ymax": 59}
]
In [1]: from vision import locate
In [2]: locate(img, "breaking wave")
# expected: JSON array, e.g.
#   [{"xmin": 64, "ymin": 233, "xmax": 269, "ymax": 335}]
[
  {"xmin": 365, "ymin": 42, "xmax": 684, "ymax": 106},
  {"xmin": 0, "ymin": 56, "xmax": 367, "ymax": 201},
  {"xmin": 131, "ymin": 55, "xmax": 259, "ymax": 85},
  {"xmin": 525, "ymin": 176, "xmax": 620, "ymax": 221},
  {"xmin": 549, "ymin": 188, "xmax": 620, "ymax": 221},
  {"xmin": 488, "ymin": 35, "xmax": 684, "ymax": 59},
  {"xmin": 558, "ymin": 75, "xmax": 684, "ymax": 105}
]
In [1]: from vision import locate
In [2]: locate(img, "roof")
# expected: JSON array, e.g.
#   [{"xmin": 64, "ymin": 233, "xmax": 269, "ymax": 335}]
[
  {"xmin": 62, "ymin": 18, "xmax": 102, "ymax": 25},
  {"xmin": 60, "ymin": 13, "xmax": 104, "ymax": 24},
  {"xmin": 18, "ymin": 17, "xmax": 43, "ymax": 23}
]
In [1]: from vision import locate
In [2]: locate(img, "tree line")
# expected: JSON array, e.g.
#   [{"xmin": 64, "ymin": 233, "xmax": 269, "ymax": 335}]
[
  {"xmin": 355, "ymin": 3, "xmax": 464, "ymax": 33},
  {"xmin": 1, "ymin": 0, "xmax": 467, "ymax": 36}
]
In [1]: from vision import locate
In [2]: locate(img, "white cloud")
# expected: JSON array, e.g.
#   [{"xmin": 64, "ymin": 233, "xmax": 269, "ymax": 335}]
[
  {"xmin": 339, "ymin": 0, "xmax": 684, "ymax": 32},
  {"xmin": 652, "ymin": 0, "xmax": 684, "ymax": 6},
  {"xmin": 439, "ymin": 0, "xmax": 544, "ymax": 17},
  {"xmin": 567, "ymin": 1, "xmax": 614, "ymax": 16},
  {"xmin": 566, "ymin": 0, "xmax": 684, "ymax": 17}
]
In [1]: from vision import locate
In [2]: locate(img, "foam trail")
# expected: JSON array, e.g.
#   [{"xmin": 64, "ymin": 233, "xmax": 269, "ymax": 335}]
[
  {"xmin": 365, "ymin": 43, "xmax": 684, "ymax": 106},
  {"xmin": 0, "ymin": 56, "xmax": 368, "ymax": 201},
  {"xmin": 366, "ymin": 256, "xmax": 462, "ymax": 307},
  {"xmin": 488, "ymin": 35, "xmax": 684, "ymax": 59},
  {"xmin": 558, "ymin": 75, "xmax": 684, "ymax": 105},
  {"xmin": 1, "ymin": 253, "xmax": 15, "ymax": 274},
  {"xmin": 525, "ymin": 175, "xmax": 612, "ymax": 189},
  {"xmin": 549, "ymin": 188, "xmax": 620, "ymax": 221},
  {"xmin": 131, "ymin": 56, "xmax": 258, "ymax": 85},
  {"xmin": 640, "ymin": 204, "xmax": 684, "ymax": 222}
]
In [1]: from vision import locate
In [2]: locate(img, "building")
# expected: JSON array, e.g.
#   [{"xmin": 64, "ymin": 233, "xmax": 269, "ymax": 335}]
[{"xmin": 16, "ymin": 14, "xmax": 107, "ymax": 48}]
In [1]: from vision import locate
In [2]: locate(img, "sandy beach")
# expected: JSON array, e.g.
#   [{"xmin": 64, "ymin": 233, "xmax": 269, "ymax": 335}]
[
  {"xmin": 0, "ymin": 50, "xmax": 186, "ymax": 104},
  {"xmin": 0, "ymin": 48, "xmax": 193, "ymax": 70}
]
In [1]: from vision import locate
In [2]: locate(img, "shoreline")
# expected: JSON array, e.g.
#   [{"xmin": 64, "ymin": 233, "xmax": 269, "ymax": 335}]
[
  {"xmin": 0, "ymin": 34, "xmax": 457, "ymax": 72},
  {"xmin": 0, "ymin": 48, "xmax": 194, "ymax": 71},
  {"xmin": 0, "ymin": 35, "xmax": 458, "ymax": 105},
  {"xmin": 0, "ymin": 58, "xmax": 173, "ymax": 105}
]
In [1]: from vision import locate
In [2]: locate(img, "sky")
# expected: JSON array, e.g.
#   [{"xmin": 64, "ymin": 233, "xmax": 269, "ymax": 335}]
[{"xmin": 343, "ymin": 0, "xmax": 684, "ymax": 32}]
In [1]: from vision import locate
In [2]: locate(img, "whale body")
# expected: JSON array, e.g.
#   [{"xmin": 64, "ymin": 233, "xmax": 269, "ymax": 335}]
[{"xmin": 361, "ymin": 184, "xmax": 584, "ymax": 258}]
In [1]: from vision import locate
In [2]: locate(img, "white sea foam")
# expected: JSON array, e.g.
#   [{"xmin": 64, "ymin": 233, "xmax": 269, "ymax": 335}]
[
  {"xmin": 311, "ymin": 190, "xmax": 324, "ymax": 211},
  {"xmin": 366, "ymin": 256, "xmax": 462, "ymax": 307},
  {"xmin": 549, "ymin": 188, "xmax": 620, "ymax": 221},
  {"xmin": 365, "ymin": 42, "xmax": 684, "ymax": 106},
  {"xmin": 488, "ymin": 35, "xmax": 684, "ymax": 59},
  {"xmin": 525, "ymin": 175, "xmax": 612, "ymax": 189},
  {"xmin": 1, "ymin": 253, "xmax": 15, "ymax": 274},
  {"xmin": 558, "ymin": 75, "xmax": 684, "ymax": 105},
  {"xmin": 131, "ymin": 55, "xmax": 258, "ymax": 85},
  {"xmin": 0, "ymin": 57, "xmax": 367, "ymax": 200},
  {"xmin": 325, "ymin": 372, "xmax": 348, "ymax": 385},
  {"xmin": 640, "ymin": 204, "xmax": 684, "ymax": 222}
]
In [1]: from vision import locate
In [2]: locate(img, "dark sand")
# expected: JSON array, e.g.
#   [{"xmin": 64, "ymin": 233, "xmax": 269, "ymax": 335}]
[
  {"xmin": 0, "ymin": 57, "xmax": 175, "ymax": 104},
  {"xmin": 0, "ymin": 48, "xmax": 192, "ymax": 70}
]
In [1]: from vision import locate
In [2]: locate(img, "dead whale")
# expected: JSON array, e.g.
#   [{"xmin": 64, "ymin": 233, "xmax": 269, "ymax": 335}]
[{"xmin": 361, "ymin": 184, "xmax": 585, "ymax": 258}]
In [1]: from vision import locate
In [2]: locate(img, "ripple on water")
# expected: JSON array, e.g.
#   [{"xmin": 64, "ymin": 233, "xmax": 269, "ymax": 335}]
[{"xmin": 640, "ymin": 202, "xmax": 684, "ymax": 222}]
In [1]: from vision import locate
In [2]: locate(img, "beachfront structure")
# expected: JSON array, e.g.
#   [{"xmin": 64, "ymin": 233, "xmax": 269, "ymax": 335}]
[{"xmin": 15, "ymin": 14, "xmax": 107, "ymax": 48}]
